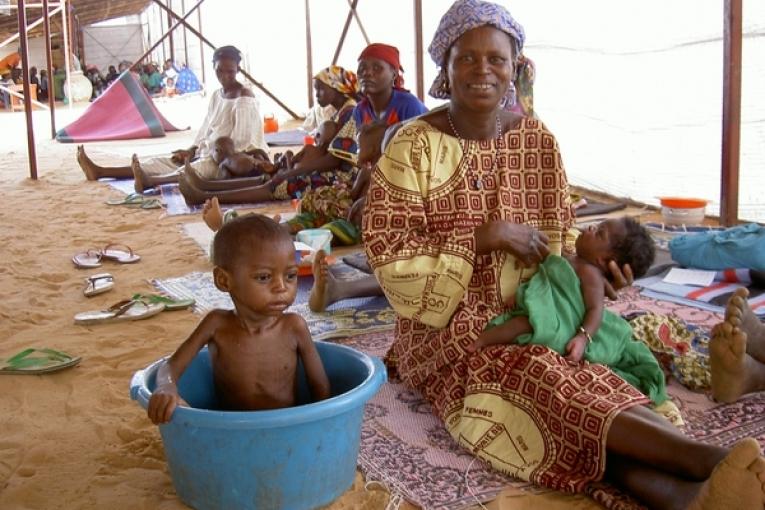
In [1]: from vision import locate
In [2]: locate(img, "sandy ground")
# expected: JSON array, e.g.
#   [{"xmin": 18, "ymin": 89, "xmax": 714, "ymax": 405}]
[{"xmin": 0, "ymin": 101, "xmax": 609, "ymax": 510}]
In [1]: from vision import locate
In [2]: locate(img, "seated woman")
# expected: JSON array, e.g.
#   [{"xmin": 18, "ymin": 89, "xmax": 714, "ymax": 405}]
[
  {"xmin": 76, "ymin": 45, "xmax": 267, "ymax": 194},
  {"xmin": 362, "ymin": 2, "xmax": 765, "ymax": 508},
  {"xmin": 177, "ymin": 64, "xmax": 361, "ymax": 204}
]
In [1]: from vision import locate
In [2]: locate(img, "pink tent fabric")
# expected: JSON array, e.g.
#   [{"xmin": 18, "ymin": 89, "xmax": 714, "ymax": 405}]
[{"xmin": 56, "ymin": 71, "xmax": 184, "ymax": 143}]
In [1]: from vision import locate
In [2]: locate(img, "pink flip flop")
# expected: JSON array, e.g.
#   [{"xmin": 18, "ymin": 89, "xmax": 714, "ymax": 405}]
[{"xmin": 72, "ymin": 249, "xmax": 103, "ymax": 269}]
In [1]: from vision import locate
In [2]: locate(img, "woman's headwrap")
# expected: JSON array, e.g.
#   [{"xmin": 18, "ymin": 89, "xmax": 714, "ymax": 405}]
[
  {"xmin": 358, "ymin": 43, "xmax": 405, "ymax": 89},
  {"xmin": 212, "ymin": 45, "xmax": 242, "ymax": 65},
  {"xmin": 314, "ymin": 66, "xmax": 360, "ymax": 98},
  {"xmin": 428, "ymin": 0, "xmax": 526, "ymax": 109}
]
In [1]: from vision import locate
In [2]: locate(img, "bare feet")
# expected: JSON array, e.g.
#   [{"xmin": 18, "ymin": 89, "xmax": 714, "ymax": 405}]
[
  {"xmin": 309, "ymin": 250, "xmax": 339, "ymax": 312},
  {"xmin": 76, "ymin": 145, "xmax": 100, "ymax": 181},
  {"xmin": 178, "ymin": 173, "xmax": 208, "ymax": 205},
  {"xmin": 132, "ymin": 154, "xmax": 147, "ymax": 193},
  {"xmin": 687, "ymin": 438, "xmax": 765, "ymax": 509},
  {"xmin": 202, "ymin": 197, "xmax": 224, "ymax": 232},
  {"xmin": 710, "ymin": 288, "xmax": 765, "ymax": 403},
  {"xmin": 726, "ymin": 288, "xmax": 765, "ymax": 363}
]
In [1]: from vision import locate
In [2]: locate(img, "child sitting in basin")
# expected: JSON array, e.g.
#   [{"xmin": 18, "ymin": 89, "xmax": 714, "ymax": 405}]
[
  {"xmin": 147, "ymin": 214, "xmax": 331, "ymax": 423},
  {"xmin": 211, "ymin": 135, "xmax": 275, "ymax": 180},
  {"xmin": 470, "ymin": 217, "xmax": 669, "ymax": 407}
]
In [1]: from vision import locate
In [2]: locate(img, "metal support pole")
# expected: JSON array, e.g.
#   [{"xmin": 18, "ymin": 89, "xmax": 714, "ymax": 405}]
[
  {"xmin": 720, "ymin": 0, "xmax": 742, "ymax": 225},
  {"xmin": 152, "ymin": 0, "xmax": 301, "ymax": 119},
  {"xmin": 42, "ymin": 0, "xmax": 57, "ymax": 138},
  {"xmin": 332, "ymin": 0, "xmax": 358, "ymax": 65},
  {"xmin": 181, "ymin": 0, "xmax": 188, "ymax": 65},
  {"xmin": 197, "ymin": 3, "xmax": 205, "ymax": 86},
  {"xmin": 305, "ymin": 0, "xmax": 313, "ymax": 108},
  {"xmin": 413, "ymin": 0, "xmax": 424, "ymax": 101},
  {"xmin": 61, "ymin": 0, "xmax": 72, "ymax": 108},
  {"xmin": 346, "ymin": 0, "xmax": 370, "ymax": 45},
  {"xmin": 17, "ymin": 0, "xmax": 39, "ymax": 180},
  {"xmin": 167, "ymin": 0, "xmax": 175, "ymax": 63},
  {"xmin": 132, "ymin": 0, "xmax": 203, "ymax": 69}
]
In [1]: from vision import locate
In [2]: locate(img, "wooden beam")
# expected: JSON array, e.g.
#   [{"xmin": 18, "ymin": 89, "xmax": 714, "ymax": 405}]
[
  {"xmin": 332, "ymin": 0, "xmax": 358, "ymax": 66},
  {"xmin": 17, "ymin": 0, "xmax": 39, "ymax": 180},
  {"xmin": 720, "ymin": 0, "xmax": 742, "ymax": 225},
  {"xmin": 413, "ymin": 0, "xmax": 424, "ymax": 101},
  {"xmin": 305, "ymin": 0, "xmax": 313, "ymax": 108},
  {"xmin": 42, "ymin": 0, "xmax": 57, "ymax": 138},
  {"xmin": 347, "ymin": 0, "xmax": 369, "ymax": 45}
]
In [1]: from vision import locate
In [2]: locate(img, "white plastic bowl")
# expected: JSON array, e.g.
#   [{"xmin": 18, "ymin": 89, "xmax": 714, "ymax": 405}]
[{"xmin": 661, "ymin": 205, "xmax": 706, "ymax": 226}]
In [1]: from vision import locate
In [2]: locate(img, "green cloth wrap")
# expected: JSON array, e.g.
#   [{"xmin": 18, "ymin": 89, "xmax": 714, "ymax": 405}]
[{"xmin": 487, "ymin": 255, "xmax": 667, "ymax": 405}]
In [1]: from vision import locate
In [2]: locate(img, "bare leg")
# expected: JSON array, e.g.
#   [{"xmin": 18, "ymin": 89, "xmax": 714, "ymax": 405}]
[
  {"xmin": 725, "ymin": 288, "xmax": 765, "ymax": 363},
  {"xmin": 309, "ymin": 251, "xmax": 383, "ymax": 312},
  {"xmin": 132, "ymin": 155, "xmax": 179, "ymax": 193},
  {"xmin": 469, "ymin": 316, "xmax": 531, "ymax": 352},
  {"xmin": 178, "ymin": 172, "xmax": 274, "ymax": 206},
  {"xmin": 606, "ymin": 405, "xmax": 765, "ymax": 509},
  {"xmin": 76, "ymin": 145, "xmax": 133, "ymax": 180},
  {"xmin": 201, "ymin": 197, "xmax": 224, "ymax": 232},
  {"xmin": 184, "ymin": 161, "xmax": 268, "ymax": 191}
]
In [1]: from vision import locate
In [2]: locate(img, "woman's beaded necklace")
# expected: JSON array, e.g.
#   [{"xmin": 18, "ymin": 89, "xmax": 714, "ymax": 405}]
[{"xmin": 447, "ymin": 108, "xmax": 503, "ymax": 190}]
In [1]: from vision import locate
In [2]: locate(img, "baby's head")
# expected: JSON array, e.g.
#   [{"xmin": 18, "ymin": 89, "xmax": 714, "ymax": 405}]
[
  {"xmin": 315, "ymin": 120, "xmax": 338, "ymax": 146},
  {"xmin": 576, "ymin": 217, "xmax": 655, "ymax": 279},
  {"xmin": 212, "ymin": 136, "xmax": 236, "ymax": 164},
  {"xmin": 356, "ymin": 121, "xmax": 387, "ymax": 167},
  {"xmin": 212, "ymin": 214, "xmax": 298, "ymax": 314}
]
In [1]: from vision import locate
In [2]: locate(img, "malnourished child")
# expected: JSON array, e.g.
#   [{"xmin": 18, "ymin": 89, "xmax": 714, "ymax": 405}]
[
  {"xmin": 471, "ymin": 217, "xmax": 667, "ymax": 405},
  {"xmin": 148, "ymin": 214, "xmax": 330, "ymax": 423}
]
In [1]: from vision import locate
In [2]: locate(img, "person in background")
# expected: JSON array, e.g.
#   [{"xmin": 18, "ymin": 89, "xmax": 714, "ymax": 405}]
[{"xmin": 37, "ymin": 69, "xmax": 49, "ymax": 102}]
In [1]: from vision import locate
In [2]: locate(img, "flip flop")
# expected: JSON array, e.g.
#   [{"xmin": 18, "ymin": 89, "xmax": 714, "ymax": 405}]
[
  {"xmin": 74, "ymin": 299, "xmax": 165, "ymax": 325},
  {"xmin": 1, "ymin": 348, "xmax": 81, "ymax": 375},
  {"xmin": 140, "ymin": 198, "xmax": 163, "ymax": 210},
  {"xmin": 100, "ymin": 243, "xmax": 141, "ymax": 264},
  {"xmin": 84, "ymin": 273, "xmax": 114, "ymax": 297},
  {"xmin": 105, "ymin": 193, "xmax": 146, "ymax": 207},
  {"xmin": 131, "ymin": 293, "xmax": 195, "ymax": 311},
  {"xmin": 72, "ymin": 249, "xmax": 103, "ymax": 268}
]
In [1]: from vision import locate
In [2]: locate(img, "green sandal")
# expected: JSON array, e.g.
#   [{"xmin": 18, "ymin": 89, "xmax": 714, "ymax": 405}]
[
  {"xmin": 1, "ymin": 348, "xmax": 81, "ymax": 375},
  {"xmin": 132, "ymin": 293, "xmax": 195, "ymax": 311}
]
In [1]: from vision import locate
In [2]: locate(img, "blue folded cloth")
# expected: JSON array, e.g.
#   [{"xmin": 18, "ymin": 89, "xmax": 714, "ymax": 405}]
[{"xmin": 669, "ymin": 223, "xmax": 765, "ymax": 270}]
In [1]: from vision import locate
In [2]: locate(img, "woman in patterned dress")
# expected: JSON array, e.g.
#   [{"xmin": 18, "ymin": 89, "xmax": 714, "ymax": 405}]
[{"xmin": 362, "ymin": 1, "xmax": 765, "ymax": 508}]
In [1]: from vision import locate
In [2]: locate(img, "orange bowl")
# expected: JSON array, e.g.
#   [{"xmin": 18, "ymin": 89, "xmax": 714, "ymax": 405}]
[{"xmin": 658, "ymin": 197, "xmax": 708, "ymax": 209}]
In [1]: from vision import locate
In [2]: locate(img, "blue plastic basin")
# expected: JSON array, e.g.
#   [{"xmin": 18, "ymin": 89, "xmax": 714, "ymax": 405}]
[{"xmin": 130, "ymin": 341, "xmax": 386, "ymax": 510}]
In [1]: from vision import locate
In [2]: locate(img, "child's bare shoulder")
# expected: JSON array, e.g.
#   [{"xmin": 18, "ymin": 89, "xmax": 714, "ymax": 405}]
[
  {"xmin": 203, "ymin": 308, "xmax": 238, "ymax": 327},
  {"xmin": 279, "ymin": 312, "xmax": 309, "ymax": 332}
]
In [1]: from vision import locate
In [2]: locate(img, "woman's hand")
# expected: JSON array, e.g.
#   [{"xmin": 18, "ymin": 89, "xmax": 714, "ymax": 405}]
[
  {"xmin": 475, "ymin": 221, "xmax": 549, "ymax": 267},
  {"xmin": 603, "ymin": 261, "xmax": 634, "ymax": 300},
  {"xmin": 171, "ymin": 147, "xmax": 196, "ymax": 165}
]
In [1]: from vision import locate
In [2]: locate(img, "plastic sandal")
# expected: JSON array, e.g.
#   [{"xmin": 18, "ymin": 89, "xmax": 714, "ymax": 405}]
[
  {"xmin": 74, "ymin": 298, "xmax": 165, "ymax": 325},
  {"xmin": 72, "ymin": 249, "xmax": 104, "ymax": 269},
  {"xmin": 105, "ymin": 193, "xmax": 146, "ymax": 206},
  {"xmin": 84, "ymin": 273, "xmax": 114, "ymax": 297},
  {"xmin": 1, "ymin": 348, "xmax": 81, "ymax": 375},
  {"xmin": 100, "ymin": 243, "xmax": 141, "ymax": 264},
  {"xmin": 131, "ymin": 293, "xmax": 195, "ymax": 311},
  {"xmin": 140, "ymin": 198, "xmax": 163, "ymax": 210}
]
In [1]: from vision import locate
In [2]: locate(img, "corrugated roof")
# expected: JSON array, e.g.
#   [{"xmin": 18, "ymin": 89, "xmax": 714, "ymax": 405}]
[{"xmin": 0, "ymin": 0, "xmax": 151, "ymax": 42}]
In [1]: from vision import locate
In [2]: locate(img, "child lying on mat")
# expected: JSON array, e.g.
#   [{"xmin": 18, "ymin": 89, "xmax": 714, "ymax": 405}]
[
  {"xmin": 211, "ymin": 135, "xmax": 275, "ymax": 180},
  {"xmin": 470, "ymin": 217, "xmax": 670, "ymax": 407},
  {"xmin": 147, "ymin": 214, "xmax": 330, "ymax": 423},
  {"xmin": 271, "ymin": 120, "xmax": 339, "ymax": 178}
]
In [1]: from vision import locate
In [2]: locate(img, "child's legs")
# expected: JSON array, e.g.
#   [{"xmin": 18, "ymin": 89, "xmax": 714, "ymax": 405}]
[{"xmin": 607, "ymin": 404, "xmax": 726, "ymax": 481}]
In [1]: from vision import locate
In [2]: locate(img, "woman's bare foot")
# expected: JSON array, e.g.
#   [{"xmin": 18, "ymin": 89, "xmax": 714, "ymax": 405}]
[
  {"xmin": 202, "ymin": 197, "xmax": 224, "ymax": 232},
  {"xmin": 76, "ymin": 145, "xmax": 100, "ymax": 180},
  {"xmin": 687, "ymin": 438, "xmax": 765, "ymax": 509},
  {"xmin": 183, "ymin": 159, "xmax": 208, "ymax": 189},
  {"xmin": 309, "ymin": 250, "xmax": 340, "ymax": 312},
  {"xmin": 132, "ymin": 155, "xmax": 147, "ymax": 193},
  {"xmin": 726, "ymin": 288, "xmax": 765, "ymax": 363}
]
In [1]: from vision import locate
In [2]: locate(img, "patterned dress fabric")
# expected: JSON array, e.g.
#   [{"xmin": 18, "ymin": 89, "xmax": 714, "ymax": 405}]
[{"xmin": 363, "ymin": 117, "xmax": 648, "ymax": 493}]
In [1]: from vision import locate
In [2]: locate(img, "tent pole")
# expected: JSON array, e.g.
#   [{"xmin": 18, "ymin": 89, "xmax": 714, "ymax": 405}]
[
  {"xmin": 720, "ymin": 0, "xmax": 742, "ymax": 225},
  {"xmin": 332, "ymin": 0, "xmax": 358, "ymax": 65},
  {"xmin": 305, "ymin": 0, "xmax": 313, "ymax": 108},
  {"xmin": 17, "ymin": 0, "xmax": 39, "ymax": 180},
  {"xmin": 413, "ymin": 0, "xmax": 424, "ymax": 101},
  {"xmin": 42, "ymin": 0, "xmax": 57, "ymax": 138}
]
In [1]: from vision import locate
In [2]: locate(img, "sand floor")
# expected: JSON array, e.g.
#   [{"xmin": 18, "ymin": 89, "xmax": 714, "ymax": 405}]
[{"xmin": 0, "ymin": 103, "xmax": 611, "ymax": 509}]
